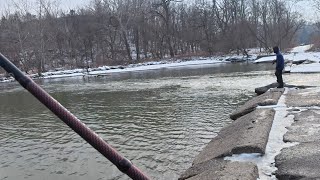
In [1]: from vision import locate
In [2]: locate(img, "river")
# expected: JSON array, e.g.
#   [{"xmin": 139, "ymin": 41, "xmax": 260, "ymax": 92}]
[{"xmin": 1, "ymin": 63, "xmax": 276, "ymax": 180}]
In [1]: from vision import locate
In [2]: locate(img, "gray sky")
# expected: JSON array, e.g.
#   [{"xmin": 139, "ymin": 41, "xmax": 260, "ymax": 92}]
[
  {"xmin": 0, "ymin": 0, "xmax": 90, "ymax": 15},
  {"xmin": 0, "ymin": 0, "xmax": 318, "ymax": 22},
  {"xmin": 290, "ymin": 0, "xmax": 318, "ymax": 22}
]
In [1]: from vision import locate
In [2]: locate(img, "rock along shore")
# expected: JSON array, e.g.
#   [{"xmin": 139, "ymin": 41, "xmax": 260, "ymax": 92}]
[{"xmin": 179, "ymin": 83, "xmax": 320, "ymax": 180}]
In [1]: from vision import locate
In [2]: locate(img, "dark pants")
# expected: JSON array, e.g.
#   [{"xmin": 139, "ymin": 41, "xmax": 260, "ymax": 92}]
[{"xmin": 275, "ymin": 70, "xmax": 284, "ymax": 88}]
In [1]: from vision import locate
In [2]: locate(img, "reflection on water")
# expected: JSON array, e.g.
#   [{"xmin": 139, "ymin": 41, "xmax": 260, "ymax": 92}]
[{"xmin": 1, "ymin": 63, "xmax": 279, "ymax": 180}]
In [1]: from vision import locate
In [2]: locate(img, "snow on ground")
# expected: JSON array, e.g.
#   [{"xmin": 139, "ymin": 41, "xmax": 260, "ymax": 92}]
[
  {"xmin": 254, "ymin": 56, "xmax": 276, "ymax": 63},
  {"xmin": 290, "ymin": 44, "xmax": 313, "ymax": 53},
  {"xmin": 0, "ymin": 57, "xmax": 226, "ymax": 82},
  {"xmin": 254, "ymin": 52, "xmax": 320, "ymax": 64},
  {"xmin": 286, "ymin": 52, "xmax": 320, "ymax": 63},
  {"xmin": 289, "ymin": 63, "xmax": 320, "ymax": 73},
  {"xmin": 224, "ymin": 55, "xmax": 258, "ymax": 62},
  {"xmin": 254, "ymin": 44, "xmax": 320, "ymax": 73},
  {"xmin": 89, "ymin": 58, "xmax": 225, "ymax": 75},
  {"xmin": 42, "ymin": 72, "xmax": 85, "ymax": 79}
]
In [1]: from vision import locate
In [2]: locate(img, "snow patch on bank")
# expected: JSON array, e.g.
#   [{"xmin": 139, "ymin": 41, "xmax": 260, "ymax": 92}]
[
  {"xmin": 254, "ymin": 56, "xmax": 276, "ymax": 63},
  {"xmin": 254, "ymin": 48, "xmax": 320, "ymax": 73},
  {"xmin": 224, "ymin": 88, "xmax": 298, "ymax": 180},
  {"xmin": 2, "ymin": 44, "xmax": 320, "ymax": 83},
  {"xmin": 254, "ymin": 52, "xmax": 320, "ymax": 64},
  {"xmin": 88, "ymin": 58, "xmax": 225, "ymax": 75},
  {"xmin": 290, "ymin": 63, "xmax": 320, "ymax": 73},
  {"xmin": 254, "ymin": 44, "xmax": 319, "ymax": 66},
  {"xmin": 290, "ymin": 44, "xmax": 313, "ymax": 53},
  {"xmin": 0, "ymin": 58, "xmax": 226, "ymax": 83}
]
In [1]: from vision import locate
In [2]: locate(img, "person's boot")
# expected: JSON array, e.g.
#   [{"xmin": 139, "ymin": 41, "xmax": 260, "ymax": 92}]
[{"xmin": 277, "ymin": 83, "xmax": 284, "ymax": 88}]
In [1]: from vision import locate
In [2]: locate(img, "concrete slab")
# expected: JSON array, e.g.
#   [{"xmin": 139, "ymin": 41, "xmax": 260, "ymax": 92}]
[
  {"xmin": 193, "ymin": 109, "xmax": 275, "ymax": 165},
  {"xmin": 185, "ymin": 161, "xmax": 258, "ymax": 180},
  {"xmin": 284, "ymin": 110, "xmax": 320, "ymax": 142},
  {"xmin": 255, "ymin": 83, "xmax": 278, "ymax": 95},
  {"xmin": 286, "ymin": 88, "xmax": 320, "ymax": 107},
  {"xmin": 230, "ymin": 90, "xmax": 282, "ymax": 120},
  {"xmin": 275, "ymin": 143, "xmax": 320, "ymax": 179},
  {"xmin": 255, "ymin": 83, "xmax": 315, "ymax": 95},
  {"xmin": 179, "ymin": 159, "xmax": 227, "ymax": 180}
]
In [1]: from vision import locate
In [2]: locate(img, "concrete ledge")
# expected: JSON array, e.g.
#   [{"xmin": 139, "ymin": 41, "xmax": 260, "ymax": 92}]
[
  {"xmin": 179, "ymin": 159, "xmax": 227, "ymax": 180},
  {"xmin": 255, "ymin": 83, "xmax": 315, "ymax": 95},
  {"xmin": 275, "ymin": 87, "xmax": 320, "ymax": 179},
  {"xmin": 275, "ymin": 143, "xmax": 320, "ymax": 179},
  {"xmin": 230, "ymin": 90, "xmax": 282, "ymax": 120},
  {"xmin": 180, "ymin": 85, "xmax": 292, "ymax": 180},
  {"xmin": 193, "ymin": 108, "xmax": 275, "ymax": 165},
  {"xmin": 255, "ymin": 83, "xmax": 279, "ymax": 95},
  {"xmin": 286, "ymin": 88, "xmax": 320, "ymax": 107},
  {"xmin": 181, "ymin": 160, "xmax": 258, "ymax": 180},
  {"xmin": 284, "ymin": 110, "xmax": 320, "ymax": 143}
]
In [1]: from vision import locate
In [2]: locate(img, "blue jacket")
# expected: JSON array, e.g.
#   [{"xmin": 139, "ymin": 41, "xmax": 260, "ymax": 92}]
[{"xmin": 276, "ymin": 52, "xmax": 284, "ymax": 71}]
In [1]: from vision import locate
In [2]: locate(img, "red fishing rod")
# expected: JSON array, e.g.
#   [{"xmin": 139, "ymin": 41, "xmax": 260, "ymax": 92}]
[{"xmin": 0, "ymin": 53, "xmax": 150, "ymax": 180}]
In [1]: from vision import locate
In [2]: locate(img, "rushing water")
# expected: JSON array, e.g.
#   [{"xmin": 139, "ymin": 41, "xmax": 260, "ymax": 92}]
[{"xmin": 0, "ymin": 63, "xmax": 277, "ymax": 180}]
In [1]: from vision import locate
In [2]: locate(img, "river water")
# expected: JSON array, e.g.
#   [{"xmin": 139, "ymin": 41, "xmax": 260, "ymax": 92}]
[{"xmin": 0, "ymin": 63, "xmax": 278, "ymax": 180}]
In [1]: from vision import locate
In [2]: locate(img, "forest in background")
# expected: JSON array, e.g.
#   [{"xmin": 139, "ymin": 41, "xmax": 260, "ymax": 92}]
[{"xmin": 0, "ymin": 0, "xmax": 312, "ymax": 74}]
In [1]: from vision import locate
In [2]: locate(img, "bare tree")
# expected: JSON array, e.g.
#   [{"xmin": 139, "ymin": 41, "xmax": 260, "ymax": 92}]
[
  {"xmin": 0, "ymin": 0, "xmax": 306, "ymax": 73},
  {"xmin": 151, "ymin": 0, "xmax": 182, "ymax": 58}
]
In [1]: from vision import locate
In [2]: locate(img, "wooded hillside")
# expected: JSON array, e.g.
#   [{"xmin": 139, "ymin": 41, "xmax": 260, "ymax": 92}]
[{"xmin": 0, "ymin": 0, "xmax": 304, "ymax": 74}]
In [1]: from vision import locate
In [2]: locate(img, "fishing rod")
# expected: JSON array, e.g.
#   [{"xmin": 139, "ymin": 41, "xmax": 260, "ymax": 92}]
[{"xmin": 0, "ymin": 53, "xmax": 150, "ymax": 180}]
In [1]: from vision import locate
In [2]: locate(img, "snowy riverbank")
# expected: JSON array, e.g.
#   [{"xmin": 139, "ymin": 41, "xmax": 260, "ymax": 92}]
[
  {"xmin": 0, "ymin": 56, "xmax": 235, "ymax": 83},
  {"xmin": 254, "ymin": 44, "xmax": 320, "ymax": 73},
  {"xmin": 1, "ymin": 44, "xmax": 320, "ymax": 83}
]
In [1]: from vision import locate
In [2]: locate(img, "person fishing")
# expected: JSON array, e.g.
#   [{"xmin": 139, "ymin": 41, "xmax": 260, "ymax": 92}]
[{"xmin": 272, "ymin": 46, "xmax": 284, "ymax": 88}]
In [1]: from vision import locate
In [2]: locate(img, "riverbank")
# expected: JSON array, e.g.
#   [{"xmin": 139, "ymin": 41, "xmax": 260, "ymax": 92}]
[
  {"xmin": 254, "ymin": 44, "xmax": 320, "ymax": 73},
  {"xmin": 179, "ymin": 83, "xmax": 320, "ymax": 180},
  {"xmin": 0, "ymin": 57, "xmax": 230, "ymax": 83},
  {"xmin": 2, "ymin": 44, "xmax": 319, "ymax": 84}
]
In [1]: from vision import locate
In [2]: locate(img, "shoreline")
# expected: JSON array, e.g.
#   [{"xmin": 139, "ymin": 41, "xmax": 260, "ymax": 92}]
[
  {"xmin": 0, "ymin": 57, "xmax": 231, "ymax": 83},
  {"xmin": 2, "ymin": 45, "xmax": 320, "ymax": 84}
]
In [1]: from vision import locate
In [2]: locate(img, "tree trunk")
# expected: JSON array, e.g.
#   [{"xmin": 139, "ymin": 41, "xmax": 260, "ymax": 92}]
[
  {"xmin": 168, "ymin": 36, "xmax": 174, "ymax": 58},
  {"xmin": 122, "ymin": 30, "xmax": 133, "ymax": 62},
  {"xmin": 135, "ymin": 28, "xmax": 140, "ymax": 61}
]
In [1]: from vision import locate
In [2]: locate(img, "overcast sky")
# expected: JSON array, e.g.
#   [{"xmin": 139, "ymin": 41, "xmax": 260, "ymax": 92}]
[
  {"xmin": 0, "ymin": 0, "xmax": 318, "ymax": 22},
  {"xmin": 0, "ymin": 0, "xmax": 90, "ymax": 14},
  {"xmin": 290, "ymin": 0, "xmax": 318, "ymax": 22}
]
